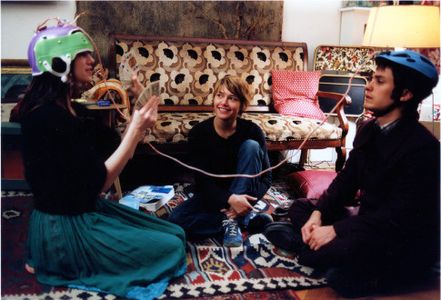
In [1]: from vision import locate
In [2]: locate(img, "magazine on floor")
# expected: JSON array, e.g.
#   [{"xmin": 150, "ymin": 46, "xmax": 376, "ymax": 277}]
[{"xmin": 119, "ymin": 185, "xmax": 175, "ymax": 212}]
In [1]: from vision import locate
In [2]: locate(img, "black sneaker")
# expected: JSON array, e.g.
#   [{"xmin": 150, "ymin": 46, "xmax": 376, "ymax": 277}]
[
  {"xmin": 263, "ymin": 221, "xmax": 303, "ymax": 252},
  {"xmin": 273, "ymin": 206, "xmax": 289, "ymax": 217},
  {"xmin": 244, "ymin": 211, "xmax": 273, "ymax": 234}
]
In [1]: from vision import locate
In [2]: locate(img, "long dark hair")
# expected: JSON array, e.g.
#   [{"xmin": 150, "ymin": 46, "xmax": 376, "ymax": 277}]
[
  {"xmin": 16, "ymin": 72, "xmax": 70, "ymax": 121},
  {"xmin": 14, "ymin": 55, "xmax": 91, "ymax": 122}
]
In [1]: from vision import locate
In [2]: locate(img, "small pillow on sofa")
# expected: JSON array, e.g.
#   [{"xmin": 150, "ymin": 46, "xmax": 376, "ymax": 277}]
[{"xmin": 272, "ymin": 70, "xmax": 325, "ymax": 121}]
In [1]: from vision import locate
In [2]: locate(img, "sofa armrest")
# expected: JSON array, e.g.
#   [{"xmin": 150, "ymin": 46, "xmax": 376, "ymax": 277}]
[{"xmin": 316, "ymin": 91, "xmax": 351, "ymax": 139}]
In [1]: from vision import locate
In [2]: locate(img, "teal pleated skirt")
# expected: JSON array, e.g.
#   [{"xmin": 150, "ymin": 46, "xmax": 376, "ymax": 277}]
[{"xmin": 27, "ymin": 198, "xmax": 187, "ymax": 300}]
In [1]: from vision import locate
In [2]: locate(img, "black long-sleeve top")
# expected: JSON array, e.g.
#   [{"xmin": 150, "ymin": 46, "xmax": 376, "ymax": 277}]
[
  {"xmin": 20, "ymin": 102, "xmax": 120, "ymax": 215},
  {"xmin": 188, "ymin": 117, "xmax": 272, "ymax": 211}
]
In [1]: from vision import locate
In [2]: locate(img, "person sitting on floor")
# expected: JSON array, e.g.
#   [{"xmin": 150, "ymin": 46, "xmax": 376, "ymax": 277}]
[
  {"xmin": 168, "ymin": 75, "xmax": 273, "ymax": 247},
  {"xmin": 264, "ymin": 50, "xmax": 440, "ymax": 298},
  {"xmin": 15, "ymin": 18, "xmax": 186, "ymax": 300}
]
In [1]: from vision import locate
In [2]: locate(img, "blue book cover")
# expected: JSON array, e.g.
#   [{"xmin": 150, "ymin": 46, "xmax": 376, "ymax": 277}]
[{"xmin": 119, "ymin": 185, "xmax": 174, "ymax": 211}]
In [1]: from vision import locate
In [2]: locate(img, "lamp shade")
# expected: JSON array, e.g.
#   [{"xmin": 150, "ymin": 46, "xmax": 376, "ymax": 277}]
[{"xmin": 363, "ymin": 5, "xmax": 440, "ymax": 48}]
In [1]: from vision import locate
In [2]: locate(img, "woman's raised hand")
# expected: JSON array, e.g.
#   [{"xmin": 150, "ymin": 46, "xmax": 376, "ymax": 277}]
[
  {"xmin": 129, "ymin": 74, "xmax": 144, "ymax": 100},
  {"xmin": 129, "ymin": 95, "xmax": 160, "ymax": 142}
]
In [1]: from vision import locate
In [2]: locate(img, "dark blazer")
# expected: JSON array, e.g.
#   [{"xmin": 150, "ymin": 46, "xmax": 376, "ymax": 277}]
[{"xmin": 316, "ymin": 117, "xmax": 440, "ymax": 264}]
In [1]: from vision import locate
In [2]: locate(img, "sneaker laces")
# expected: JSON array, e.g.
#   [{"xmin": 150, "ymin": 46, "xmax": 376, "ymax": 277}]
[{"xmin": 222, "ymin": 219, "xmax": 239, "ymax": 236}]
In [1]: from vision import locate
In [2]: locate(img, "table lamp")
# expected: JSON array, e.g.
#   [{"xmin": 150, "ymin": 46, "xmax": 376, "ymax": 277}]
[{"xmin": 362, "ymin": 5, "xmax": 440, "ymax": 49}]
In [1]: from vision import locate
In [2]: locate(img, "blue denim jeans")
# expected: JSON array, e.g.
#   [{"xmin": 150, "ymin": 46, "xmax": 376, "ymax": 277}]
[
  {"xmin": 229, "ymin": 139, "xmax": 268, "ymax": 198},
  {"xmin": 168, "ymin": 139, "xmax": 269, "ymax": 240}
]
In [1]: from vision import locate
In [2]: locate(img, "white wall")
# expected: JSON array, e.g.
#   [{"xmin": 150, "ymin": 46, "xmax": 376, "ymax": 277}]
[
  {"xmin": 1, "ymin": 1, "xmax": 76, "ymax": 59},
  {"xmin": 282, "ymin": 0, "xmax": 342, "ymax": 70},
  {"xmin": 339, "ymin": 7, "xmax": 371, "ymax": 45},
  {"xmin": 283, "ymin": 0, "xmax": 347, "ymax": 163}
]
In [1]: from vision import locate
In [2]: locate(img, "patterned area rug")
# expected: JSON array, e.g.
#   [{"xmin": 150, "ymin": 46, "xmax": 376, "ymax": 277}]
[
  {"xmin": 162, "ymin": 235, "xmax": 325, "ymax": 299},
  {"xmin": 2, "ymin": 182, "xmax": 326, "ymax": 300}
]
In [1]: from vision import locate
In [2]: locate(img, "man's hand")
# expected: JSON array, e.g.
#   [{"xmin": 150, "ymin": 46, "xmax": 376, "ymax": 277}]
[
  {"xmin": 226, "ymin": 194, "xmax": 256, "ymax": 216},
  {"xmin": 307, "ymin": 225, "xmax": 336, "ymax": 251},
  {"xmin": 301, "ymin": 210, "xmax": 322, "ymax": 244}
]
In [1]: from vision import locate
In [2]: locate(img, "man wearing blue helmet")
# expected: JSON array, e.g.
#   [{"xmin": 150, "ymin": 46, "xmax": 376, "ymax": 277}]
[{"xmin": 264, "ymin": 50, "xmax": 440, "ymax": 297}]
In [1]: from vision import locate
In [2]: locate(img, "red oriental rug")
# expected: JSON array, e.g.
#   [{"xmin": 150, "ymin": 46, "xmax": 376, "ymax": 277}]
[{"xmin": 1, "ymin": 183, "xmax": 326, "ymax": 300}]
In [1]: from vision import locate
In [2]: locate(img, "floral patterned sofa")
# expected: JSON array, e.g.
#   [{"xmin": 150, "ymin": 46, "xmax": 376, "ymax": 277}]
[{"xmin": 110, "ymin": 35, "xmax": 351, "ymax": 171}]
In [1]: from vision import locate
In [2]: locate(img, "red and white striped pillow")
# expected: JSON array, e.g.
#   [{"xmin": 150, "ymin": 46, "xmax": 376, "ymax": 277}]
[{"xmin": 272, "ymin": 70, "xmax": 325, "ymax": 121}]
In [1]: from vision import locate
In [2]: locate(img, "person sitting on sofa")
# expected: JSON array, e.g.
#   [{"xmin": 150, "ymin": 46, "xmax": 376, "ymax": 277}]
[
  {"xmin": 264, "ymin": 50, "xmax": 440, "ymax": 297},
  {"xmin": 168, "ymin": 75, "xmax": 273, "ymax": 247}
]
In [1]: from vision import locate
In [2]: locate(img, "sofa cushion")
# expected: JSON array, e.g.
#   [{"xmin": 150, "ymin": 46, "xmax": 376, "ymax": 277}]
[
  {"xmin": 125, "ymin": 112, "xmax": 343, "ymax": 145},
  {"xmin": 272, "ymin": 70, "xmax": 325, "ymax": 121}
]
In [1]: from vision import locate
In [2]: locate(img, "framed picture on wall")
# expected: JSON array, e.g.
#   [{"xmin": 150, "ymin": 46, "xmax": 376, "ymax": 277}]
[{"xmin": 1, "ymin": 59, "xmax": 32, "ymax": 121}]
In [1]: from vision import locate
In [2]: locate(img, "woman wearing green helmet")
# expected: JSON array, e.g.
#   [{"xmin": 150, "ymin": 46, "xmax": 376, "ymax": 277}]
[{"xmin": 16, "ymin": 19, "xmax": 186, "ymax": 300}]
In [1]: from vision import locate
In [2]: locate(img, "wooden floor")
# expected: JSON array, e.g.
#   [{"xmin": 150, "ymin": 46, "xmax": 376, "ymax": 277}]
[{"xmin": 296, "ymin": 277, "xmax": 440, "ymax": 300}]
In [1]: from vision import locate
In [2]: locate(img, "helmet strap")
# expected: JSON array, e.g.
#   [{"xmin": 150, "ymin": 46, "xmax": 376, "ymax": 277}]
[{"xmin": 42, "ymin": 55, "xmax": 72, "ymax": 82}]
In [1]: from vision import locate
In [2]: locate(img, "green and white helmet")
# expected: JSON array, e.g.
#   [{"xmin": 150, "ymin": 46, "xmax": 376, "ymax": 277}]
[{"xmin": 28, "ymin": 22, "xmax": 94, "ymax": 82}]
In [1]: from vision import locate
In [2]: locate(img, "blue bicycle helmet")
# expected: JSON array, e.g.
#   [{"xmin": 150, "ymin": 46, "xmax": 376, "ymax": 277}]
[{"xmin": 375, "ymin": 50, "xmax": 439, "ymax": 89}]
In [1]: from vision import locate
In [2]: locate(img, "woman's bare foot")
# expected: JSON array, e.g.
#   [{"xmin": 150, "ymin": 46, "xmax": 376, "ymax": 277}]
[{"xmin": 25, "ymin": 263, "xmax": 35, "ymax": 274}]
